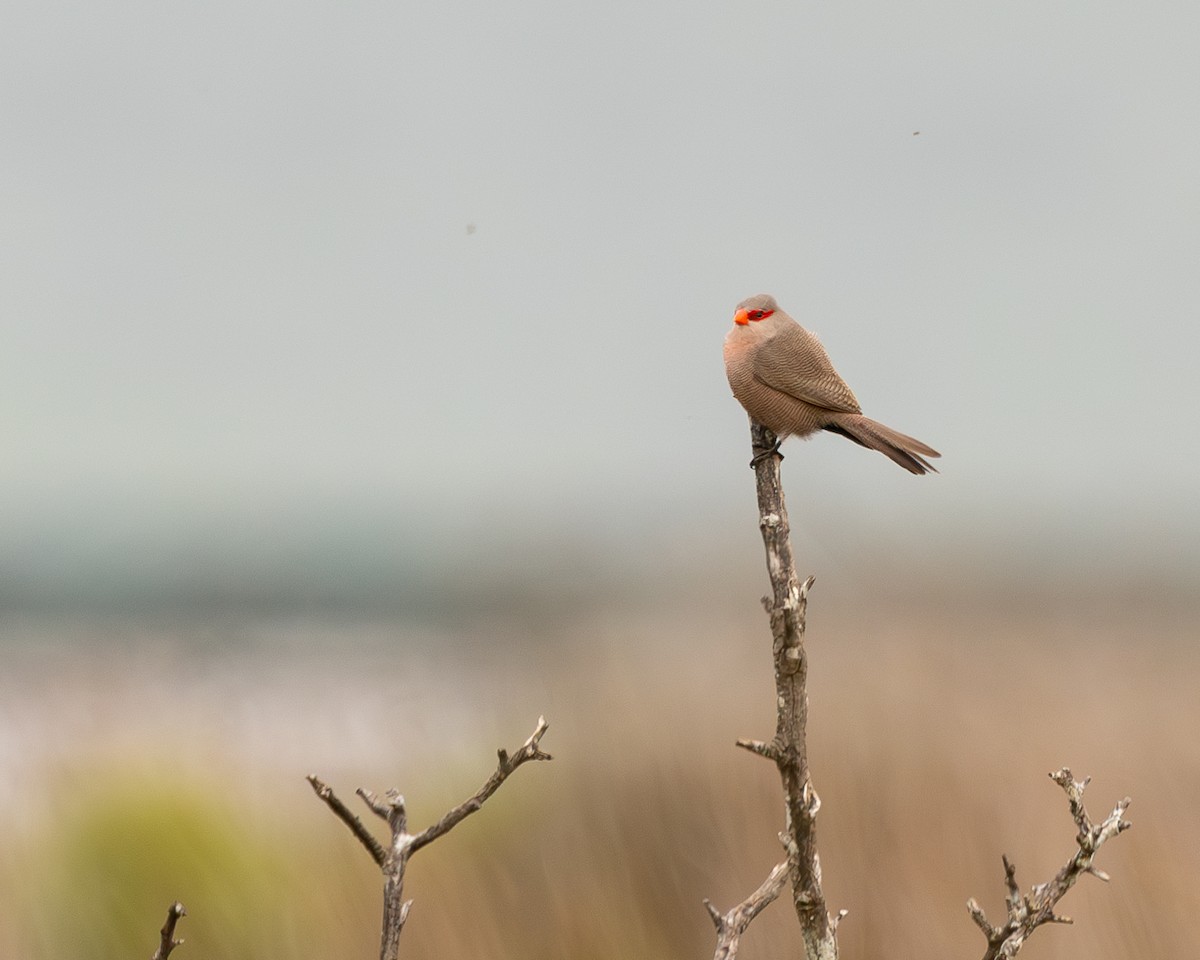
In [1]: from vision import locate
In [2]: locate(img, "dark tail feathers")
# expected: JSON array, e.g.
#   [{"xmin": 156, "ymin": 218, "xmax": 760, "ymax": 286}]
[{"xmin": 824, "ymin": 415, "xmax": 941, "ymax": 475}]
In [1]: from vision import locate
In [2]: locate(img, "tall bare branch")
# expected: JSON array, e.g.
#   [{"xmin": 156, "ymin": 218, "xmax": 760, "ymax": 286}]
[{"xmin": 722, "ymin": 422, "xmax": 840, "ymax": 960}]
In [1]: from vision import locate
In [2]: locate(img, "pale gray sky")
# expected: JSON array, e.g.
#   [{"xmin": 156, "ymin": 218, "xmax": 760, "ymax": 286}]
[{"xmin": 4, "ymin": 0, "xmax": 1199, "ymax": 602}]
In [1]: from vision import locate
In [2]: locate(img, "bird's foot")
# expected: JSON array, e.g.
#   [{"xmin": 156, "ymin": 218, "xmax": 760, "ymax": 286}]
[{"xmin": 749, "ymin": 440, "xmax": 783, "ymax": 468}]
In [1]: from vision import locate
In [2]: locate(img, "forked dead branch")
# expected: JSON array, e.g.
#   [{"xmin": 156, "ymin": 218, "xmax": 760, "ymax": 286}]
[
  {"xmin": 308, "ymin": 716, "xmax": 551, "ymax": 960},
  {"xmin": 968, "ymin": 768, "xmax": 1132, "ymax": 960}
]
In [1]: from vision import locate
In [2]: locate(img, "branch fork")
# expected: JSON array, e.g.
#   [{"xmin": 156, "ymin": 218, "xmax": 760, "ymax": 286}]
[
  {"xmin": 309, "ymin": 716, "xmax": 551, "ymax": 960},
  {"xmin": 967, "ymin": 767, "xmax": 1131, "ymax": 960}
]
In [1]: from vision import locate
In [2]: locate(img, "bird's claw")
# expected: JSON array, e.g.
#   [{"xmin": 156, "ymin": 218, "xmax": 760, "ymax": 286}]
[{"xmin": 749, "ymin": 440, "xmax": 783, "ymax": 468}]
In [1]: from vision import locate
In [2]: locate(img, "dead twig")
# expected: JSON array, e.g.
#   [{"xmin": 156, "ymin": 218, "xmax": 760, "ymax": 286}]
[
  {"xmin": 150, "ymin": 901, "xmax": 186, "ymax": 960},
  {"xmin": 704, "ymin": 862, "xmax": 790, "ymax": 960},
  {"xmin": 407, "ymin": 720, "xmax": 552, "ymax": 853},
  {"xmin": 307, "ymin": 775, "xmax": 387, "ymax": 865},
  {"xmin": 967, "ymin": 768, "xmax": 1132, "ymax": 959},
  {"xmin": 309, "ymin": 716, "xmax": 551, "ymax": 960}
]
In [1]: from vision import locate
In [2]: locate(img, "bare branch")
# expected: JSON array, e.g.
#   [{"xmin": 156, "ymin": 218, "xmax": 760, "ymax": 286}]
[
  {"xmin": 356, "ymin": 786, "xmax": 395, "ymax": 822},
  {"xmin": 705, "ymin": 861, "xmax": 791, "ymax": 960},
  {"xmin": 967, "ymin": 899, "xmax": 996, "ymax": 939},
  {"xmin": 409, "ymin": 715, "xmax": 552, "ymax": 854},
  {"xmin": 734, "ymin": 738, "xmax": 779, "ymax": 762},
  {"xmin": 744, "ymin": 421, "xmax": 839, "ymax": 960},
  {"xmin": 306, "ymin": 774, "xmax": 387, "ymax": 866},
  {"xmin": 310, "ymin": 716, "xmax": 551, "ymax": 960},
  {"xmin": 967, "ymin": 769, "xmax": 1132, "ymax": 960},
  {"xmin": 150, "ymin": 901, "xmax": 186, "ymax": 960}
]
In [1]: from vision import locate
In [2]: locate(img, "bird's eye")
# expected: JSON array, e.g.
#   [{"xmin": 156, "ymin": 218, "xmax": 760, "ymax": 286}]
[{"xmin": 749, "ymin": 310, "xmax": 764, "ymax": 320}]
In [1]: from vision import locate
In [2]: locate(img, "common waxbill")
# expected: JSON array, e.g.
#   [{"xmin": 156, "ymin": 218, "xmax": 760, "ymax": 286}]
[{"xmin": 724, "ymin": 294, "xmax": 940, "ymax": 475}]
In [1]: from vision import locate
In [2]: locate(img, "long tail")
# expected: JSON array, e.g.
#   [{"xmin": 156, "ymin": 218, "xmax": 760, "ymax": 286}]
[{"xmin": 824, "ymin": 414, "xmax": 941, "ymax": 475}]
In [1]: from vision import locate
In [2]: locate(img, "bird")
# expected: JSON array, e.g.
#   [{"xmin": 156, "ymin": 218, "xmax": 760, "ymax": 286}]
[{"xmin": 724, "ymin": 294, "xmax": 940, "ymax": 475}]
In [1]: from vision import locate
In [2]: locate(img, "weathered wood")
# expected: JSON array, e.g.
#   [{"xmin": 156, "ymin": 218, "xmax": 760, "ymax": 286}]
[
  {"xmin": 309, "ymin": 716, "xmax": 551, "ymax": 960},
  {"xmin": 745, "ymin": 422, "xmax": 840, "ymax": 960},
  {"xmin": 968, "ymin": 768, "xmax": 1131, "ymax": 959},
  {"xmin": 150, "ymin": 901, "xmax": 186, "ymax": 960}
]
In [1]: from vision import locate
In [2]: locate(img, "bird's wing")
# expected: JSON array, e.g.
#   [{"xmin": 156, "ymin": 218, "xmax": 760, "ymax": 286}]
[{"xmin": 752, "ymin": 324, "xmax": 862, "ymax": 413}]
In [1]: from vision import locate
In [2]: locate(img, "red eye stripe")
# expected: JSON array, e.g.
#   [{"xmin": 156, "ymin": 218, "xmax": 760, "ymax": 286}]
[{"xmin": 748, "ymin": 309, "xmax": 774, "ymax": 321}]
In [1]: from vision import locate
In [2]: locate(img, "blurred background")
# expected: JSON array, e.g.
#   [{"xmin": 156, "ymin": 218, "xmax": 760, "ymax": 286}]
[{"xmin": 2, "ymin": 0, "xmax": 1198, "ymax": 957}]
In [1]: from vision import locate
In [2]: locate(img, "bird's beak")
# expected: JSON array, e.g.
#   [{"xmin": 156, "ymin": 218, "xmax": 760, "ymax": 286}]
[{"xmin": 733, "ymin": 308, "xmax": 750, "ymax": 326}]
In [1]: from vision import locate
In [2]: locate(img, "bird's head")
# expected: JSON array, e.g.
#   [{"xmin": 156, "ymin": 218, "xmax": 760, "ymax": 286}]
[{"xmin": 733, "ymin": 294, "xmax": 779, "ymax": 326}]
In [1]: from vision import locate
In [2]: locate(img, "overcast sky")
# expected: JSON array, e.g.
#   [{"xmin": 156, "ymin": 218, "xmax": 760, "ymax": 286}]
[{"xmin": 4, "ymin": 0, "xmax": 1199, "ymax": 598}]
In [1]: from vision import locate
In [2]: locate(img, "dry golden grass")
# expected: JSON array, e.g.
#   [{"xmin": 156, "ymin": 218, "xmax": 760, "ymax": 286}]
[{"xmin": 1, "ymin": 586, "xmax": 1195, "ymax": 959}]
